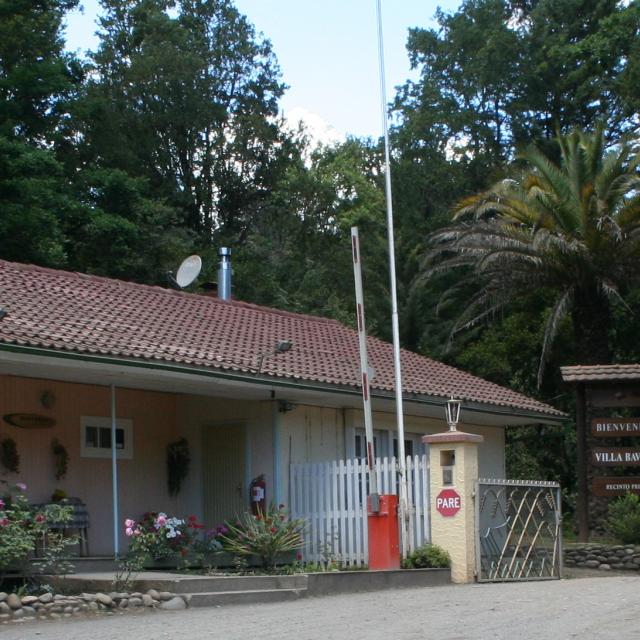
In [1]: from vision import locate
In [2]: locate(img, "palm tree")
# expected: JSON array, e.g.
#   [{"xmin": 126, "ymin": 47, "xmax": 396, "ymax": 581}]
[{"xmin": 427, "ymin": 126, "xmax": 640, "ymax": 385}]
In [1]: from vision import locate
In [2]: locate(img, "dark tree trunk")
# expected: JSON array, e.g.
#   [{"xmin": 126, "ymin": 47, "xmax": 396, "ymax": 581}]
[{"xmin": 572, "ymin": 287, "xmax": 612, "ymax": 365}]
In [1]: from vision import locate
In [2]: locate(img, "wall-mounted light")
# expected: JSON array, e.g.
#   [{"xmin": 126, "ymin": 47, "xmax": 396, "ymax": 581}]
[
  {"xmin": 445, "ymin": 397, "xmax": 462, "ymax": 431},
  {"xmin": 278, "ymin": 400, "xmax": 296, "ymax": 413}
]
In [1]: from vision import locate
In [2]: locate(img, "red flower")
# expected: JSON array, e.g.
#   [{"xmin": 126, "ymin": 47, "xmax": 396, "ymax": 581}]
[
  {"xmin": 0, "ymin": 518, "xmax": 8, "ymax": 527},
  {"xmin": 296, "ymin": 552, "xmax": 303, "ymax": 561},
  {"xmin": 269, "ymin": 527, "xmax": 276, "ymax": 533},
  {"xmin": 35, "ymin": 513, "xmax": 46, "ymax": 523},
  {"xmin": 188, "ymin": 515, "xmax": 197, "ymax": 522}
]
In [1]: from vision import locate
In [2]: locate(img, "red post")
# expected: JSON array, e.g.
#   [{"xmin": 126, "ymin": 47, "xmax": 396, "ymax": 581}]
[{"xmin": 367, "ymin": 494, "xmax": 400, "ymax": 570}]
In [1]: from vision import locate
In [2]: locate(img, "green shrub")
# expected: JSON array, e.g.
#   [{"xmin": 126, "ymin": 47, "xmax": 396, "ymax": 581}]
[
  {"xmin": 0, "ymin": 482, "xmax": 74, "ymax": 578},
  {"xmin": 402, "ymin": 543, "xmax": 451, "ymax": 569},
  {"xmin": 606, "ymin": 493, "xmax": 640, "ymax": 544}
]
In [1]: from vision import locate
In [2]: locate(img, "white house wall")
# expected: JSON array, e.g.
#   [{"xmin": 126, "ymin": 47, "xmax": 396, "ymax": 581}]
[{"xmin": 279, "ymin": 405, "xmax": 506, "ymax": 506}]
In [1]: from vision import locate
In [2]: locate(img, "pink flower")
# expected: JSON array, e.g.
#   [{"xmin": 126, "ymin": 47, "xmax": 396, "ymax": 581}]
[
  {"xmin": 0, "ymin": 499, "xmax": 5, "ymax": 509},
  {"xmin": 35, "ymin": 514, "xmax": 46, "ymax": 523},
  {"xmin": 156, "ymin": 514, "xmax": 167, "ymax": 526},
  {"xmin": 0, "ymin": 518, "xmax": 8, "ymax": 527},
  {"xmin": 124, "ymin": 518, "xmax": 135, "ymax": 528},
  {"xmin": 15, "ymin": 483, "xmax": 26, "ymax": 491},
  {"xmin": 133, "ymin": 528, "xmax": 141, "ymax": 536},
  {"xmin": 125, "ymin": 527, "xmax": 134, "ymax": 537}
]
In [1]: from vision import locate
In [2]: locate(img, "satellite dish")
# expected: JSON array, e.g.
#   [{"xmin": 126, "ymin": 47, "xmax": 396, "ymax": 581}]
[{"xmin": 175, "ymin": 255, "xmax": 202, "ymax": 288}]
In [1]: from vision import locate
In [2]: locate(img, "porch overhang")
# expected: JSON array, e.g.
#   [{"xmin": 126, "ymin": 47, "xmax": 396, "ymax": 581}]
[{"xmin": 0, "ymin": 344, "xmax": 565, "ymax": 427}]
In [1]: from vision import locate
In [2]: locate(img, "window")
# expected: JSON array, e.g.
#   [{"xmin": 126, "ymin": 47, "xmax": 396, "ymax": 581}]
[
  {"xmin": 81, "ymin": 416, "xmax": 133, "ymax": 459},
  {"xmin": 355, "ymin": 429, "xmax": 388, "ymax": 460}
]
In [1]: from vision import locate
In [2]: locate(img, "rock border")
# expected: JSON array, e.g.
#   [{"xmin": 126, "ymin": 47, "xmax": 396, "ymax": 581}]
[
  {"xmin": 564, "ymin": 542, "xmax": 640, "ymax": 571},
  {"xmin": 0, "ymin": 588, "xmax": 190, "ymax": 624}
]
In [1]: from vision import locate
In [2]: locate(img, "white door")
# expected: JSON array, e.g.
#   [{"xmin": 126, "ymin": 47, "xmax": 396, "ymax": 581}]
[{"xmin": 202, "ymin": 425, "xmax": 246, "ymax": 527}]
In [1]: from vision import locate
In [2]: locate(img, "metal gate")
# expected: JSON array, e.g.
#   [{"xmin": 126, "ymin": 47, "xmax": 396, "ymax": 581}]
[{"xmin": 475, "ymin": 479, "xmax": 562, "ymax": 582}]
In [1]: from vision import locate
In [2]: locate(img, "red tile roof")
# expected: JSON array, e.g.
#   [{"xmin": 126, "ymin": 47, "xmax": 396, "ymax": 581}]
[
  {"xmin": 0, "ymin": 260, "xmax": 563, "ymax": 418},
  {"xmin": 561, "ymin": 365, "xmax": 640, "ymax": 382}
]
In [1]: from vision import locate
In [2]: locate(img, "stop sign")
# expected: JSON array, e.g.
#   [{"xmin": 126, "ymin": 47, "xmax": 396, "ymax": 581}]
[{"xmin": 436, "ymin": 488, "xmax": 461, "ymax": 517}]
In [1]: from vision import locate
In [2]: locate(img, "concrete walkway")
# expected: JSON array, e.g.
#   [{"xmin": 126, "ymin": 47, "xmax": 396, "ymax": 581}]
[{"xmin": 5, "ymin": 574, "xmax": 639, "ymax": 640}]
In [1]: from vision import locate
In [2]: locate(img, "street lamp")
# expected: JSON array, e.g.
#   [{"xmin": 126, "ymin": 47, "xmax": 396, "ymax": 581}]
[{"xmin": 445, "ymin": 397, "xmax": 462, "ymax": 431}]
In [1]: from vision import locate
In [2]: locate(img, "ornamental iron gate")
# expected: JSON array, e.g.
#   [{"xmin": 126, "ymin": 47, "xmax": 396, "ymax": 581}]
[{"xmin": 475, "ymin": 479, "xmax": 562, "ymax": 582}]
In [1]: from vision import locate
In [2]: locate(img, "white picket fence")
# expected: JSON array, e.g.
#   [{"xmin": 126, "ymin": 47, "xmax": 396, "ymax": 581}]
[{"xmin": 289, "ymin": 455, "xmax": 430, "ymax": 566}]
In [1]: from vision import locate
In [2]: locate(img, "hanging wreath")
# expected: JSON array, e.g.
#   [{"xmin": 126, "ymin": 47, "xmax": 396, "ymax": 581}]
[
  {"xmin": 167, "ymin": 437, "xmax": 190, "ymax": 497},
  {"xmin": 0, "ymin": 438, "xmax": 19, "ymax": 474},
  {"xmin": 51, "ymin": 438, "xmax": 69, "ymax": 480}
]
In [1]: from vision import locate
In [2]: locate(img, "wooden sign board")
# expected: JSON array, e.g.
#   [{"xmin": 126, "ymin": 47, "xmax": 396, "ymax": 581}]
[
  {"xmin": 3, "ymin": 413, "xmax": 55, "ymax": 429},
  {"xmin": 592, "ymin": 477, "xmax": 640, "ymax": 497},
  {"xmin": 592, "ymin": 418, "xmax": 640, "ymax": 437},
  {"xmin": 592, "ymin": 448, "xmax": 640, "ymax": 466}
]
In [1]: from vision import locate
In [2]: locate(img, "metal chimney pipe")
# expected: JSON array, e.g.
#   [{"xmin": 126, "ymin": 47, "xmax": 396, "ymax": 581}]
[{"xmin": 218, "ymin": 247, "xmax": 232, "ymax": 301}]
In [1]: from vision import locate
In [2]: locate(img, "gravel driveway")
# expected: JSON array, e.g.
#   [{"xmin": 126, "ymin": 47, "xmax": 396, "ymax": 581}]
[{"xmin": 3, "ymin": 575, "xmax": 638, "ymax": 640}]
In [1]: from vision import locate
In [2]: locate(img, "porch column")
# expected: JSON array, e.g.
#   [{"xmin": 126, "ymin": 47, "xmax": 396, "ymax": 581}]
[
  {"xmin": 422, "ymin": 430, "xmax": 483, "ymax": 584},
  {"xmin": 272, "ymin": 400, "xmax": 282, "ymax": 506},
  {"xmin": 110, "ymin": 384, "xmax": 120, "ymax": 558}
]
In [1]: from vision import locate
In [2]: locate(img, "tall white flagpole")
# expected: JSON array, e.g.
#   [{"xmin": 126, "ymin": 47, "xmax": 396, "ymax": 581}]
[{"xmin": 374, "ymin": 0, "xmax": 410, "ymax": 557}]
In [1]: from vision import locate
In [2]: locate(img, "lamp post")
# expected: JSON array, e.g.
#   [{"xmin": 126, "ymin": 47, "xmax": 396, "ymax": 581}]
[{"xmin": 445, "ymin": 397, "xmax": 462, "ymax": 431}]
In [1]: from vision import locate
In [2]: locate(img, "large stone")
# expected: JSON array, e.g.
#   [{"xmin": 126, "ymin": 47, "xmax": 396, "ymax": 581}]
[
  {"xmin": 0, "ymin": 593, "xmax": 7, "ymax": 603},
  {"xmin": 21, "ymin": 596, "xmax": 38, "ymax": 606},
  {"xmin": 157, "ymin": 591, "xmax": 174, "ymax": 601},
  {"xmin": 159, "ymin": 597, "xmax": 186, "ymax": 611},
  {"xmin": 146, "ymin": 589, "xmax": 160, "ymax": 600},
  {"xmin": 141, "ymin": 594, "xmax": 154, "ymax": 607},
  {"xmin": 22, "ymin": 606, "xmax": 36, "ymax": 616},
  {"xmin": 0, "ymin": 602, "xmax": 10, "ymax": 614},
  {"xmin": 129, "ymin": 597, "xmax": 143, "ymax": 607},
  {"xmin": 599, "ymin": 564, "xmax": 611, "ymax": 571},
  {"xmin": 7, "ymin": 594, "xmax": 21, "ymax": 610},
  {"xmin": 38, "ymin": 593, "xmax": 53, "ymax": 604},
  {"xmin": 585, "ymin": 560, "xmax": 600, "ymax": 568},
  {"xmin": 12, "ymin": 609, "xmax": 23, "ymax": 619},
  {"xmin": 95, "ymin": 593, "xmax": 113, "ymax": 607}
]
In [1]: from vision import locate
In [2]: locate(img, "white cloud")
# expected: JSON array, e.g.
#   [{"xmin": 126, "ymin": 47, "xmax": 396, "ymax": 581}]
[{"xmin": 282, "ymin": 106, "xmax": 345, "ymax": 149}]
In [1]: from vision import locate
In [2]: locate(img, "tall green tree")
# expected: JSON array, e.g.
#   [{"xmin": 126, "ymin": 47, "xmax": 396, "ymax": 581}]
[
  {"xmin": 395, "ymin": 0, "xmax": 640, "ymax": 166},
  {"xmin": 427, "ymin": 126, "xmax": 640, "ymax": 383},
  {"xmin": 74, "ymin": 0, "xmax": 287, "ymax": 244},
  {"xmin": 0, "ymin": 0, "xmax": 83, "ymax": 268},
  {"xmin": 0, "ymin": 0, "xmax": 82, "ymax": 142},
  {"xmin": 233, "ymin": 137, "xmax": 390, "ymax": 333}
]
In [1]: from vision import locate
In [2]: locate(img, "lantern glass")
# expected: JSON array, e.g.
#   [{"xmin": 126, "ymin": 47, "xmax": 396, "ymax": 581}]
[{"xmin": 445, "ymin": 397, "xmax": 461, "ymax": 430}]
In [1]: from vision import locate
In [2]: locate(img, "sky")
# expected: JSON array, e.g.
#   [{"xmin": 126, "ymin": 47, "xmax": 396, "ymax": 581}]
[{"xmin": 64, "ymin": 0, "xmax": 461, "ymax": 141}]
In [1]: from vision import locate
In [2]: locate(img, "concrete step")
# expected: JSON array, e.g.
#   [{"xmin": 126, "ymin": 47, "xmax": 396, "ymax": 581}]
[
  {"xmin": 169, "ymin": 574, "xmax": 308, "ymax": 594},
  {"xmin": 189, "ymin": 588, "xmax": 307, "ymax": 607},
  {"xmin": 67, "ymin": 558, "xmax": 120, "ymax": 573}
]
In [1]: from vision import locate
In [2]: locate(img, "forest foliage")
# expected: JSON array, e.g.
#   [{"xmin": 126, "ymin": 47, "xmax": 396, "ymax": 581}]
[{"xmin": 2, "ymin": 0, "xmax": 640, "ymax": 505}]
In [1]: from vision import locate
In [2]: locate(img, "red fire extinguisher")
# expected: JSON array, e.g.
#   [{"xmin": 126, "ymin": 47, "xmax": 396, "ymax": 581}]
[{"xmin": 250, "ymin": 474, "xmax": 266, "ymax": 515}]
